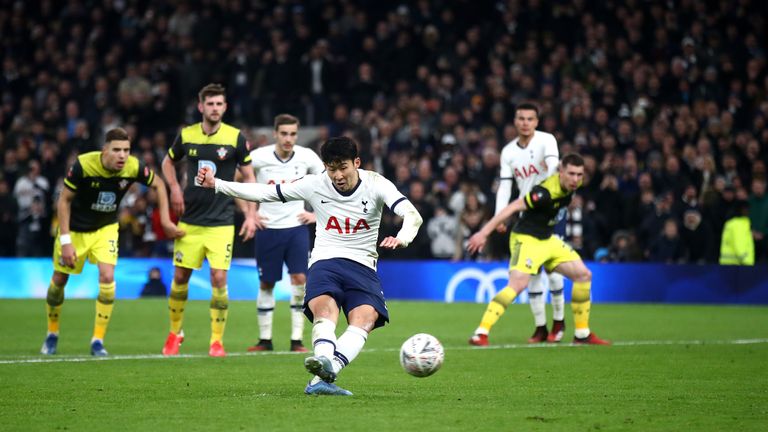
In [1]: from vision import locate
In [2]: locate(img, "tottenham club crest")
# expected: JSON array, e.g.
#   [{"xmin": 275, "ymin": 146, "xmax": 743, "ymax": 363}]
[
  {"xmin": 362, "ymin": 200, "xmax": 369, "ymax": 213},
  {"xmin": 118, "ymin": 179, "xmax": 129, "ymax": 190},
  {"xmin": 216, "ymin": 147, "xmax": 228, "ymax": 160}
]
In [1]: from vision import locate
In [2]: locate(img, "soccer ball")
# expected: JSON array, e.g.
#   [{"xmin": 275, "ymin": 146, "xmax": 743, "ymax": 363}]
[{"xmin": 399, "ymin": 333, "xmax": 444, "ymax": 377}]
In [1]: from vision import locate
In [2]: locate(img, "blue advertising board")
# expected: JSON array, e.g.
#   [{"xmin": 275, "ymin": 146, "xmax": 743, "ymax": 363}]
[{"xmin": 0, "ymin": 258, "xmax": 766, "ymax": 304}]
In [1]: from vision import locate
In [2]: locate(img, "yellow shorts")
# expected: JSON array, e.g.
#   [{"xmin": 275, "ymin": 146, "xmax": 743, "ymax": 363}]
[
  {"xmin": 509, "ymin": 232, "xmax": 581, "ymax": 275},
  {"xmin": 173, "ymin": 222, "xmax": 234, "ymax": 270},
  {"xmin": 53, "ymin": 223, "xmax": 119, "ymax": 275}
]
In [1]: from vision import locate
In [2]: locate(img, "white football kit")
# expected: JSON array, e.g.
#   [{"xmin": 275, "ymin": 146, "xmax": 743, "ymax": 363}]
[
  {"xmin": 214, "ymin": 169, "xmax": 423, "ymax": 270},
  {"xmin": 251, "ymin": 145, "xmax": 325, "ymax": 229},
  {"xmin": 496, "ymin": 130, "xmax": 559, "ymax": 214}
]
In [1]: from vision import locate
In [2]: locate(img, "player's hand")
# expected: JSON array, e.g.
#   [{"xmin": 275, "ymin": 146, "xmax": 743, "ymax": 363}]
[
  {"xmin": 297, "ymin": 211, "xmax": 316, "ymax": 225},
  {"xmin": 161, "ymin": 220, "xmax": 186, "ymax": 239},
  {"xmin": 379, "ymin": 236, "xmax": 403, "ymax": 249},
  {"xmin": 60, "ymin": 244, "xmax": 77, "ymax": 268},
  {"xmin": 170, "ymin": 184, "xmax": 185, "ymax": 216},
  {"xmin": 495, "ymin": 223, "xmax": 507, "ymax": 233},
  {"xmin": 466, "ymin": 232, "xmax": 487, "ymax": 254},
  {"xmin": 239, "ymin": 216, "xmax": 257, "ymax": 242},
  {"xmin": 195, "ymin": 167, "xmax": 216, "ymax": 189},
  {"xmin": 251, "ymin": 212, "xmax": 267, "ymax": 230}
]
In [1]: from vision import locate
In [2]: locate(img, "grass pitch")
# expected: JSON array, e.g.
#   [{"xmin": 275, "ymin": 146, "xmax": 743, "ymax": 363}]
[{"xmin": 0, "ymin": 299, "xmax": 766, "ymax": 431}]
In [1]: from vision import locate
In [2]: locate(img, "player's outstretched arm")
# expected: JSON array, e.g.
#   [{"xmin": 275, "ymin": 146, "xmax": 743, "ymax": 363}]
[
  {"xmin": 196, "ymin": 166, "xmax": 280, "ymax": 203},
  {"xmin": 467, "ymin": 197, "xmax": 526, "ymax": 254}
]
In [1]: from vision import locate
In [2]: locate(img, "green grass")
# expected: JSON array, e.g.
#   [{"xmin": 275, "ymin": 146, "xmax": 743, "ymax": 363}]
[{"xmin": 1, "ymin": 299, "xmax": 767, "ymax": 431}]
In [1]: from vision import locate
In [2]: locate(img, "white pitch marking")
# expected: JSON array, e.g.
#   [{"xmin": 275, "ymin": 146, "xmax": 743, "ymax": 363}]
[{"xmin": 1, "ymin": 338, "xmax": 767, "ymax": 365}]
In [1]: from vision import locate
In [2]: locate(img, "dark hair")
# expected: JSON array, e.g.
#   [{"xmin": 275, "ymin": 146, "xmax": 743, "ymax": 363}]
[
  {"xmin": 198, "ymin": 83, "xmax": 226, "ymax": 102},
  {"xmin": 561, "ymin": 153, "xmax": 584, "ymax": 168},
  {"xmin": 105, "ymin": 127, "xmax": 130, "ymax": 143},
  {"xmin": 274, "ymin": 114, "xmax": 300, "ymax": 130},
  {"xmin": 514, "ymin": 102, "xmax": 539, "ymax": 117},
  {"xmin": 320, "ymin": 137, "xmax": 358, "ymax": 165}
]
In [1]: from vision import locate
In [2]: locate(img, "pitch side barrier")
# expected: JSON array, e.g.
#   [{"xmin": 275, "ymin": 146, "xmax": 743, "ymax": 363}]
[{"xmin": 0, "ymin": 258, "xmax": 766, "ymax": 304}]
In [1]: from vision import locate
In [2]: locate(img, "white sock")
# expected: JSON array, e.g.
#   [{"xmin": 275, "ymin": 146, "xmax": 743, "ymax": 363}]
[
  {"xmin": 528, "ymin": 272, "xmax": 547, "ymax": 327},
  {"xmin": 311, "ymin": 318, "xmax": 337, "ymax": 359},
  {"xmin": 290, "ymin": 284, "xmax": 306, "ymax": 341},
  {"xmin": 574, "ymin": 328, "xmax": 591, "ymax": 339},
  {"xmin": 331, "ymin": 325, "xmax": 368, "ymax": 374},
  {"xmin": 474, "ymin": 327, "xmax": 488, "ymax": 336},
  {"xmin": 549, "ymin": 272, "xmax": 565, "ymax": 321},
  {"xmin": 257, "ymin": 288, "xmax": 275, "ymax": 340}
]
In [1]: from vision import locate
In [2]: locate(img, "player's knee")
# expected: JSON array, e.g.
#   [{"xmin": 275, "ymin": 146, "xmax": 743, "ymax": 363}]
[
  {"xmin": 52, "ymin": 272, "xmax": 69, "ymax": 287},
  {"xmin": 98, "ymin": 274, "xmax": 115, "ymax": 284},
  {"xmin": 576, "ymin": 268, "xmax": 592, "ymax": 283},
  {"xmin": 548, "ymin": 272, "xmax": 564, "ymax": 290},
  {"xmin": 290, "ymin": 273, "xmax": 306, "ymax": 286},
  {"xmin": 210, "ymin": 270, "xmax": 227, "ymax": 288}
]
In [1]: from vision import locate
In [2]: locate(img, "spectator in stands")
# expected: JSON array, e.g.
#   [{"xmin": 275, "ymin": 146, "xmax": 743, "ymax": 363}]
[
  {"xmin": 0, "ymin": 0, "xmax": 766, "ymax": 264},
  {"xmin": 141, "ymin": 267, "xmax": 168, "ymax": 297},
  {"xmin": 680, "ymin": 209, "xmax": 716, "ymax": 264},
  {"xmin": 648, "ymin": 218, "xmax": 686, "ymax": 264}
]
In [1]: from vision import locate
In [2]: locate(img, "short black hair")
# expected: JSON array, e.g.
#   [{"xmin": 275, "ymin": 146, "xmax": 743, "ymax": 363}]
[
  {"xmin": 320, "ymin": 136, "xmax": 359, "ymax": 165},
  {"xmin": 561, "ymin": 153, "xmax": 584, "ymax": 168},
  {"xmin": 514, "ymin": 102, "xmax": 539, "ymax": 117}
]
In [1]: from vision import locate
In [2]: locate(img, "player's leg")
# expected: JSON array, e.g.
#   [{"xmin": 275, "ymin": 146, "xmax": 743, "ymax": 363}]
[
  {"xmin": 470, "ymin": 270, "xmax": 530, "ymax": 345},
  {"xmin": 470, "ymin": 234, "xmax": 538, "ymax": 345},
  {"xmin": 208, "ymin": 268, "xmax": 229, "ymax": 357},
  {"xmin": 87, "ymin": 224, "xmax": 119, "ymax": 356},
  {"xmin": 249, "ymin": 228, "xmax": 281, "ymax": 351},
  {"xmin": 89, "ymin": 262, "xmax": 115, "ymax": 356},
  {"xmin": 41, "ymin": 271, "xmax": 69, "ymax": 355},
  {"xmin": 43, "ymin": 231, "xmax": 88, "ymax": 354},
  {"xmin": 551, "ymin": 257, "xmax": 610, "ymax": 345},
  {"xmin": 546, "ymin": 271, "xmax": 566, "ymax": 342},
  {"xmin": 285, "ymin": 225, "xmax": 311, "ymax": 352},
  {"xmin": 288, "ymin": 273, "xmax": 308, "ymax": 352},
  {"xmin": 302, "ymin": 259, "xmax": 345, "ymax": 388},
  {"xmin": 526, "ymin": 270, "xmax": 549, "ymax": 343},
  {"xmin": 328, "ymin": 261, "xmax": 388, "ymax": 378},
  {"xmin": 547, "ymin": 222, "xmax": 567, "ymax": 342},
  {"xmin": 164, "ymin": 222, "xmax": 204, "ymax": 355},
  {"xmin": 248, "ymin": 280, "xmax": 276, "ymax": 351}
]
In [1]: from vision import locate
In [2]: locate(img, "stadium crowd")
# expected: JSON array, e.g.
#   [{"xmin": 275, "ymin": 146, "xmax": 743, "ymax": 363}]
[{"xmin": 0, "ymin": 0, "xmax": 766, "ymax": 263}]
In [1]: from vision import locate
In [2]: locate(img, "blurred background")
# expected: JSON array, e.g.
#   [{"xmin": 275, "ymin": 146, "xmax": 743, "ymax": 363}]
[{"xmin": 0, "ymin": 0, "xmax": 766, "ymax": 275}]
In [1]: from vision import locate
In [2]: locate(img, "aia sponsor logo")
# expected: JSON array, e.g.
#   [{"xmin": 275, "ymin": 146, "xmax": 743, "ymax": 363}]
[
  {"xmin": 325, "ymin": 216, "xmax": 370, "ymax": 234},
  {"xmin": 514, "ymin": 164, "xmax": 540, "ymax": 179}
]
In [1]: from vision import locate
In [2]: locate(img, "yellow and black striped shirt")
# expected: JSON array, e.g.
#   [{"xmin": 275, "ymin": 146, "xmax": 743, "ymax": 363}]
[
  {"xmin": 168, "ymin": 122, "xmax": 251, "ymax": 226},
  {"xmin": 513, "ymin": 174, "xmax": 573, "ymax": 240},
  {"xmin": 64, "ymin": 152, "xmax": 154, "ymax": 232}
]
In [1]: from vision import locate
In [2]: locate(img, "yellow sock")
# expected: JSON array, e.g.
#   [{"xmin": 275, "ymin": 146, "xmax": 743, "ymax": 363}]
[
  {"xmin": 210, "ymin": 286, "xmax": 228, "ymax": 345},
  {"xmin": 478, "ymin": 287, "xmax": 518, "ymax": 332},
  {"xmin": 93, "ymin": 282, "xmax": 116, "ymax": 340},
  {"xmin": 46, "ymin": 282, "xmax": 65, "ymax": 333},
  {"xmin": 571, "ymin": 281, "xmax": 592, "ymax": 332},
  {"xmin": 168, "ymin": 281, "xmax": 189, "ymax": 334}
]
